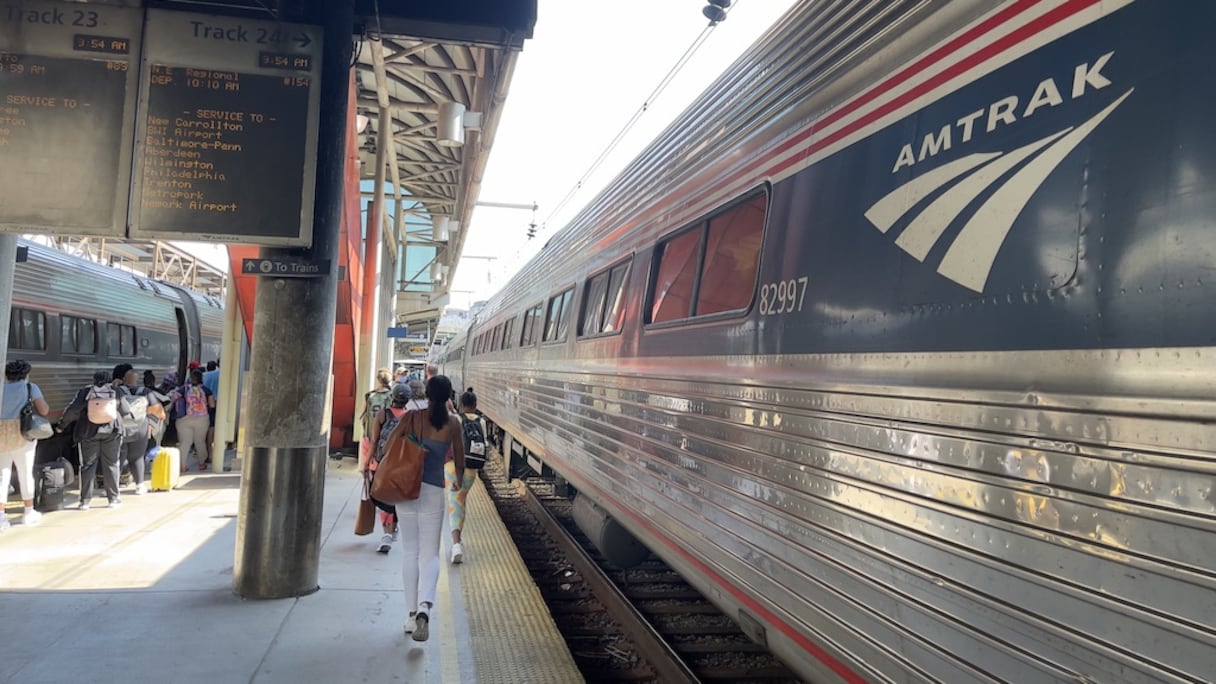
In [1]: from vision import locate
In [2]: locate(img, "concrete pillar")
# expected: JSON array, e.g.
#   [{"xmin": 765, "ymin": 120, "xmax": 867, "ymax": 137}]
[
  {"xmin": 0, "ymin": 234, "xmax": 15, "ymax": 367},
  {"xmin": 233, "ymin": 0, "xmax": 353, "ymax": 600}
]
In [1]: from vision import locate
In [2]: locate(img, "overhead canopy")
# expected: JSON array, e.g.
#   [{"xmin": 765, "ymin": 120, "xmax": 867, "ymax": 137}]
[{"xmin": 352, "ymin": 0, "xmax": 535, "ymax": 330}]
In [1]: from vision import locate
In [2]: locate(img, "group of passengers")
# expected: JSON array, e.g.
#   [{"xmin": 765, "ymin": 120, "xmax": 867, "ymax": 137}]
[
  {"xmin": 1, "ymin": 358, "xmax": 219, "ymax": 525},
  {"xmin": 356, "ymin": 363, "xmax": 485, "ymax": 642}
]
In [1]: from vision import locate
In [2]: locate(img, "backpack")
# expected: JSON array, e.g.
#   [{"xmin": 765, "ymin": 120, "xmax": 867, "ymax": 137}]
[
  {"xmin": 375, "ymin": 407, "xmax": 407, "ymax": 464},
  {"xmin": 121, "ymin": 389, "xmax": 149, "ymax": 437},
  {"xmin": 460, "ymin": 413, "xmax": 487, "ymax": 469},
  {"xmin": 183, "ymin": 385, "xmax": 208, "ymax": 417},
  {"xmin": 85, "ymin": 384, "xmax": 119, "ymax": 425},
  {"xmin": 361, "ymin": 389, "xmax": 393, "ymax": 436}
]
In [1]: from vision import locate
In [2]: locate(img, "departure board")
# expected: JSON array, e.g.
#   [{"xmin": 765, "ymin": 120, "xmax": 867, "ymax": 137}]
[
  {"xmin": 131, "ymin": 10, "xmax": 322, "ymax": 246},
  {"xmin": 0, "ymin": 2, "xmax": 141, "ymax": 236}
]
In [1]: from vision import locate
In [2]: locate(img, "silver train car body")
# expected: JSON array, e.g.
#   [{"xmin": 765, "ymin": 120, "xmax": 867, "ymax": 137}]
[
  {"xmin": 441, "ymin": 1, "xmax": 1216, "ymax": 682},
  {"xmin": 8, "ymin": 239, "xmax": 223, "ymax": 419}
]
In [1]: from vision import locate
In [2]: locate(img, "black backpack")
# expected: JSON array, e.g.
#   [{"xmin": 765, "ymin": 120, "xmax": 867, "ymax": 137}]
[{"xmin": 460, "ymin": 413, "xmax": 487, "ymax": 469}]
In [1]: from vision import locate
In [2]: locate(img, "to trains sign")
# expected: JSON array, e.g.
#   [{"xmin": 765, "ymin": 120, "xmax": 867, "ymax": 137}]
[{"xmin": 241, "ymin": 258, "xmax": 329, "ymax": 278}]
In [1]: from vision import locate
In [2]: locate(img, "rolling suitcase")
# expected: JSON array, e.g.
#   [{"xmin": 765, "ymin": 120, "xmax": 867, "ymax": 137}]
[
  {"xmin": 34, "ymin": 461, "xmax": 68, "ymax": 512},
  {"xmin": 150, "ymin": 447, "xmax": 181, "ymax": 491}
]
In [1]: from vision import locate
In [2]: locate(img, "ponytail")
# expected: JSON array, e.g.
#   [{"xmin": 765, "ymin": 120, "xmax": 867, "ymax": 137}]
[{"xmin": 425, "ymin": 375, "xmax": 453, "ymax": 429}]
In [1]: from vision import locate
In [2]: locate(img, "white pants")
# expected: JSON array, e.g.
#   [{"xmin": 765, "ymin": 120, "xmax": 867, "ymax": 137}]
[
  {"xmin": 398, "ymin": 482, "xmax": 445, "ymax": 613},
  {"xmin": 0, "ymin": 438, "xmax": 37, "ymax": 502}
]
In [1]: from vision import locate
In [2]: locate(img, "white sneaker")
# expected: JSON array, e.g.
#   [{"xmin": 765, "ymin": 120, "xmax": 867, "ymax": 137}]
[
  {"xmin": 403, "ymin": 612, "xmax": 416, "ymax": 635},
  {"xmin": 135, "ymin": 482, "xmax": 148, "ymax": 495},
  {"xmin": 377, "ymin": 534, "xmax": 392, "ymax": 554},
  {"xmin": 450, "ymin": 542, "xmax": 463, "ymax": 565},
  {"xmin": 0, "ymin": 516, "xmax": 10, "ymax": 531},
  {"xmin": 22, "ymin": 509, "xmax": 42, "ymax": 526},
  {"xmin": 411, "ymin": 612, "xmax": 429, "ymax": 642}
]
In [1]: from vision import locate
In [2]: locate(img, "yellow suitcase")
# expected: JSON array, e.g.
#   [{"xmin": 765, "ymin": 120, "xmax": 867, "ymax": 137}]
[{"xmin": 150, "ymin": 447, "xmax": 180, "ymax": 491}]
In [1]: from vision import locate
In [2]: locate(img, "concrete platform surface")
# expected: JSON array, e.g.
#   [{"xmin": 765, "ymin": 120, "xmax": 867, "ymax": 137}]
[{"xmin": 0, "ymin": 458, "xmax": 583, "ymax": 683}]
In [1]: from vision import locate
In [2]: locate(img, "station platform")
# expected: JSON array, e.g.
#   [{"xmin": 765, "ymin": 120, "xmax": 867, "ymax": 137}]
[{"xmin": 0, "ymin": 458, "xmax": 583, "ymax": 684}]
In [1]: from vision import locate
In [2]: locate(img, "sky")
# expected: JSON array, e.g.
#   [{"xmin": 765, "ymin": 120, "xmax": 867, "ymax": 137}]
[
  {"xmin": 175, "ymin": 1, "xmax": 798, "ymax": 307},
  {"xmin": 447, "ymin": 0, "xmax": 798, "ymax": 309}
]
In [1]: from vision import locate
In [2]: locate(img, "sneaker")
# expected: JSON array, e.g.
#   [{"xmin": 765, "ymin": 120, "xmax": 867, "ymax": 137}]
[
  {"xmin": 403, "ymin": 612, "xmax": 416, "ymax": 635},
  {"xmin": 450, "ymin": 542, "xmax": 463, "ymax": 565},
  {"xmin": 78, "ymin": 501, "xmax": 91, "ymax": 511},
  {"xmin": 109, "ymin": 499, "xmax": 122, "ymax": 509},
  {"xmin": 0, "ymin": 516, "xmax": 10, "ymax": 531},
  {"xmin": 377, "ymin": 534, "xmax": 392, "ymax": 554},
  {"xmin": 391, "ymin": 528, "xmax": 399, "ymax": 543},
  {"xmin": 135, "ymin": 482, "xmax": 148, "ymax": 496},
  {"xmin": 411, "ymin": 612, "xmax": 429, "ymax": 642},
  {"xmin": 22, "ymin": 509, "xmax": 42, "ymax": 526}
]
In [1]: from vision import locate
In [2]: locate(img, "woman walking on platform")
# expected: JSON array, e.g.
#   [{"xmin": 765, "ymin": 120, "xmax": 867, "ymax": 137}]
[{"xmin": 398, "ymin": 374, "xmax": 464, "ymax": 642}]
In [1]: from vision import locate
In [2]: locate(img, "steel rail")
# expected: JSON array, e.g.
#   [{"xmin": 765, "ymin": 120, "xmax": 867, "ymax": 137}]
[{"xmin": 514, "ymin": 480, "xmax": 701, "ymax": 684}]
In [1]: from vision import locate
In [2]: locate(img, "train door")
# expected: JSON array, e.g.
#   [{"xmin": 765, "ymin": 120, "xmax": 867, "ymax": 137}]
[
  {"xmin": 174, "ymin": 307, "xmax": 189, "ymax": 379},
  {"xmin": 166, "ymin": 284, "xmax": 203, "ymax": 376}
]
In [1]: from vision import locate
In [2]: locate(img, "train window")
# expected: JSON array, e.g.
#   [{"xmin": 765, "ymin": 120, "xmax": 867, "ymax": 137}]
[
  {"xmin": 647, "ymin": 190, "xmax": 767, "ymax": 324},
  {"xmin": 520, "ymin": 303, "xmax": 542, "ymax": 346},
  {"xmin": 7, "ymin": 308, "xmax": 46, "ymax": 351},
  {"xmin": 580, "ymin": 258, "xmax": 632, "ymax": 337},
  {"xmin": 579, "ymin": 271, "xmax": 610, "ymax": 336},
  {"xmin": 492, "ymin": 324, "xmax": 503, "ymax": 352},
  {"xmin": 603, "ymin": 261, "xmax": 630, "ymax": 333},
  {"xmin": 543, "ymin": 287, "xmax": 574, "ymax": 342},
  {"xmin": 106, "ymin": 323, "xmax": 137, "ymax": 357},
  {"xmin": 61, "ymin": 315, "xmax": 97, "ymax": 355},
  {"xmin": 649, "ymin": 228, "xmax": 701, "ymax": 323},
  {"xmin": 696, "ymin": 194, "xmax": 765, "ymax": 315},
  {"xmin": 502, "ymin": 318, "xmax": 514, "ymax": 350}
]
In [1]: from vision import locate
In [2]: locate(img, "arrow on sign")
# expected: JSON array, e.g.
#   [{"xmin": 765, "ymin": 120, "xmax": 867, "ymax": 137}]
[{"xmin": 295, "ymin": 32, "xmax": 311, "ymax": 48}]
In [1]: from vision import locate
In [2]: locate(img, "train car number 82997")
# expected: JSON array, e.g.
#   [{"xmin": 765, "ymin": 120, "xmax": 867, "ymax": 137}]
[{"xmin": 758, "ymin": 276, "xmax": 808, "ymax": 316}]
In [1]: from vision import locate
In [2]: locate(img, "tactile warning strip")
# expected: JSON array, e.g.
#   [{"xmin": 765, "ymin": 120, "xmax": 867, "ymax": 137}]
[{"xmin": 461, "ymin": 476, "xmax": 585, "ymax": 683}]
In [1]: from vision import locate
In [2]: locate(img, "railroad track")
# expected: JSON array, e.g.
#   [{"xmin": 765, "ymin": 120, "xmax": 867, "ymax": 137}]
[{"xmin": 480, "ymin": 454, "xmax": 801, "ymax": 683}]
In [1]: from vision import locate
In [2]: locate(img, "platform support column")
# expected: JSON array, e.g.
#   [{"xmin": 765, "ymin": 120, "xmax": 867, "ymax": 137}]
[
  {"xmin": 233, "ymin": 0, "xmax": 353, "ymax": 600},
  {"xmin": 212, "ymin": 281, "xmax": 241, "ymax": 471},
  {"xmin": 0, "ymin": 235, "xmax": 15, "ymax": 367}
]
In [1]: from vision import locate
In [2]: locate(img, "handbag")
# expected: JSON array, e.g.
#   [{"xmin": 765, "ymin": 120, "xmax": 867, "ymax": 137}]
[
  {"xmin": 354, "ymin": 473, "xmax": 376, "ymax": 536},
  {"xmin": 20, "ymin": 383, "xmax": 53, "ymax": 441},
  {"xmin": 371, "ymin": 410, "xmax": 425, "ymax": 504}
]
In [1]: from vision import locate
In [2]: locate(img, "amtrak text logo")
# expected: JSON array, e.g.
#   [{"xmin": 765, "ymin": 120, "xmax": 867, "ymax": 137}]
[{"xmin": 865, "ymin": 52, "xmax": 1131, "ymax": 293}]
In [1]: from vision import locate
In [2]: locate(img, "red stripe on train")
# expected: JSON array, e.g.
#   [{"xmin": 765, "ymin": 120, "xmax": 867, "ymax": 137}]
[{"xmin": 763, "ymin": 0, "xmax": 1099, "ymax": 180}]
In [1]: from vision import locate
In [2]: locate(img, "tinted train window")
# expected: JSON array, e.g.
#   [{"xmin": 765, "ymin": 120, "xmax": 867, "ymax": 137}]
[
  {"xmin": 579, "ymin": 259, "xmax": 631, "ymax": 337},
  {"xmin": 61, "ymin": 315, "xmax": 97, "ymax": 355},
  {"xmin": 647, "ymin": 190, "xmax": 766, "ymax": 324},
  {"xmin": 7, "ymin": 308, "xmax": 45, "ymax": 351},
  {"xmin": 650, "ymin": 228, "xmax": 700, "ymax": 323},
  {"xmin": 696, "ymin": 194, "xmax": 765, "ymax": 315},
  {"xmin": 543, "ymin": 288, "xmax": 574, "ymax": 342},
  {"xmin": 107, "ymin": 323, "xmax": 136, "ymax": 357}
]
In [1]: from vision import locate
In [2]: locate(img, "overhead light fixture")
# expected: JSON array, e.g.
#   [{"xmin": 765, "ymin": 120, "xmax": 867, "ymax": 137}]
[
  {"xmin": 432, "ymin": 216, "xmax": 450, "ymax": 243},
  {"xmin": 355, "ymin": 114, "xmax": 370, "ymax": 134},
  {"xmin": 436, "ymin": 103, "xmax": 483, "ymax": 148}
]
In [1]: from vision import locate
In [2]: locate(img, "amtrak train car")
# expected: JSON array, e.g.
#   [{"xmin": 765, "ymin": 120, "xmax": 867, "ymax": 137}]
[
  {"xmin": 442, "ymin": 1, "xmax": 1216, "ymax": 682},
  {"xmin": 9, "ymin": 239, "xmax": 223, "ymax": 425}
]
